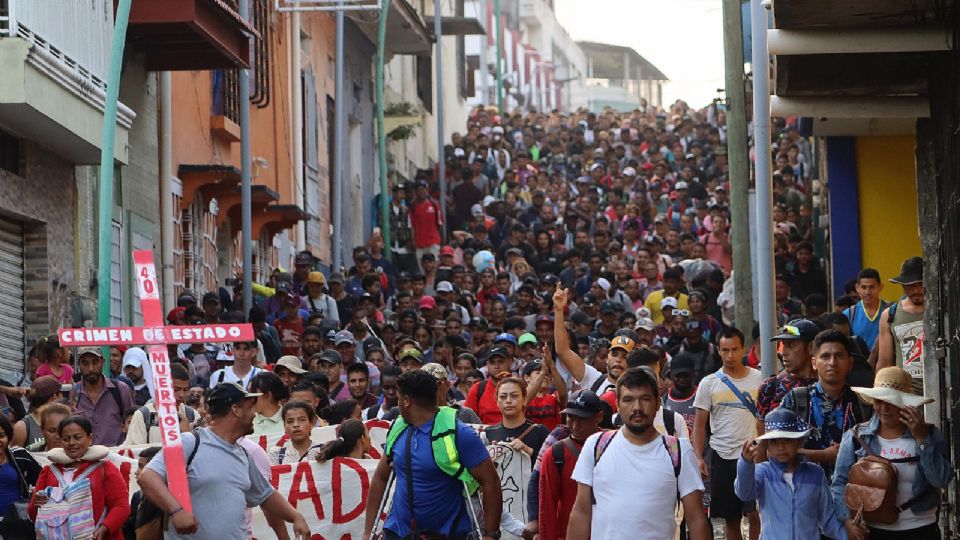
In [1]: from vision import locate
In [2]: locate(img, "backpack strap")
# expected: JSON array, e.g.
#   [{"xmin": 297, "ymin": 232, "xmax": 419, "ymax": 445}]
[
  {"xmin": 590, "ymin": 430, "xmax": 618, "ymax": 505},
  {"xmin": 185, "ymin": 429, "xmax": 203, "ymax": 470},
  {"xmin": 477, "ymin": 379, "xmax": 488, "ymax": 401},
  {"xmin": 590, "ymin": 375, "xmax": 607, "ymax": 393},
  {"xmin": 663, "ymin": 408, "xmax": 676, "ymax": 436},
  {"xmin": 887, "ymin": 299, "xmax": 903, "ymax": 340},
  {"xmin": 593, "ymin": 430, "xmax": 618, "ymax": 466},
  {"xmin": 140, "ymin": 405, "xmax": 157, "ymax": 428},
  {"xmin": 108, "ymin": 385, "xmax": 124, "ymax": 415},
  {"xmin": 278, "ymin": 447, "xmax": 287, "ymax": 464},
  {"xmin": 551, "ymin": 438, "xmax": 581, "ymax": 476},
  {"xmin": 717, "ymin": 373, "xmax": 759, "ymax": 419},
  {"xmin": 662, "ymin": 435, "xmax": 683, "ymax": 504},
  {"xmin": 793, "ymin": 386, "xmax": 811, "ymax": 424}
]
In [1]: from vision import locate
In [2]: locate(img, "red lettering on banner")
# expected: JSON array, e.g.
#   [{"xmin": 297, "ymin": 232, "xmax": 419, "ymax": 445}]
[
  {"xmin": 276, "ymin": 434, "xmax": 290, "ymax": 447},
  {"xmin": 157, "ymin": 376, "xmax": 170, "ymax": 388},
  {"xmin": 257, "ymin": 435, "xmax": 268, "ymax": 451},
  {"xmin": 288, "ymin": 461, "xmax": 324, "ymax": 520},
  {"xmin": 119, "ymin": 461, "xmax": 133, "ymax": 487},
  {"xmin": 159, "ymin": 389, "xmax": 172, "ymax": 401},
  {"xmin": 332, "ymin": 458, "xmax": 368, "ymax": 524},
  {"xmin": 270, "ymin": 464, "xmax": 292, "ymax": 489}
]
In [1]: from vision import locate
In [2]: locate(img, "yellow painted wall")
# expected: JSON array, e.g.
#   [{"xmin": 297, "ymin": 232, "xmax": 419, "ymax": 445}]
[{"xmin": 855, "ymin": 136, "xmax": 922, "ymax": 303}]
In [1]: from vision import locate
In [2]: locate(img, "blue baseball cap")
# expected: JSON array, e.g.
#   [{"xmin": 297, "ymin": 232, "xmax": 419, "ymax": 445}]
[{"xmin": 494, "ymin": 332, "xmax": 518, "ymax": 346}]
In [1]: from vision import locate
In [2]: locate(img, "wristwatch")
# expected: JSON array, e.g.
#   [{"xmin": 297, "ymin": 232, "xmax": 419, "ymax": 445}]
[{"xmin": 483, "ymin": 529, "xmax": 502, "ymax": 539}]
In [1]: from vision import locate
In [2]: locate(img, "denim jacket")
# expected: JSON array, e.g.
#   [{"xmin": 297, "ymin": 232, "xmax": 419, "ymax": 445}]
[
  {"xmin": 736, "ymin": 455, "xmax": 847, "ymax": 539},
  {"xmin": 831, "ymin": 416, "xmax": 951, "ymax": 521}
]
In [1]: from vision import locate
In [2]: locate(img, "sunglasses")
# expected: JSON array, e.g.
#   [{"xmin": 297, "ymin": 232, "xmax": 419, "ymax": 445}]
[
  {"xmin": 782, "ymin": 325, "xmax": 801, "ymax": 336},
  {"xmin": 674, "ymin": 309, "xmax": 690, "ymax": 317}
]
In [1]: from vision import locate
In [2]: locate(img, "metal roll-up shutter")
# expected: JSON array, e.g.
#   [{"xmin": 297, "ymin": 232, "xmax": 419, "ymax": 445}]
[{"xmin": 0, "ymin": 218, "xmax": 25, "ymax": 377}]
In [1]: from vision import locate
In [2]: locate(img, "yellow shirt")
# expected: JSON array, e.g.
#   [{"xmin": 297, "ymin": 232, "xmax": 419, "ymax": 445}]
[{"xmin": 643, "ymin": 290, "xmax": 689, "ymax": 325}]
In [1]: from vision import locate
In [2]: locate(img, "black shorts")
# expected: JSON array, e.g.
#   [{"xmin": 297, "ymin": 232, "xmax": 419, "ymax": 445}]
[{"xmin": 707, "ymin": 448, "xmax": 754, "ymax": 520}]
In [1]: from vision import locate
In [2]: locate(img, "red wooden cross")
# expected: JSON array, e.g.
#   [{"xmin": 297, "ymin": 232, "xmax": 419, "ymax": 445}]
[{"xmin": 58, "ymin": 250, "xmax": 255, "ymax": 511}]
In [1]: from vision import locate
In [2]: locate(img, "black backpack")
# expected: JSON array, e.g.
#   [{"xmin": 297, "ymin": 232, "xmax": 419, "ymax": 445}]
[{"xmin": 139, "ymin": 405, "xmax": 197, "ymax": 430}]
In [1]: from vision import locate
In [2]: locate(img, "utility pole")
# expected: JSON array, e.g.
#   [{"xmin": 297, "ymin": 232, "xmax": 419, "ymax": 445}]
[
  {"xmin": 332, "ymin": 0, "xmax": 345, "ymax": 272},
  {"xmin": 722, "ymin": 0, "xmax": 754, "ymax": 337},
  {"xmin": 435, "ymin": 2, "xmax": 447, "ymax": 242},
  {"xmin": 240, "ymin": 0, "xmax": 253, "ymax": 316},
  {"xmin": 494, "ymin": 0, "xmax": 503, "ymax": 114},
  {"xmin": 751, "ymin": 0, "xmax": 777, "ymax": 377}
]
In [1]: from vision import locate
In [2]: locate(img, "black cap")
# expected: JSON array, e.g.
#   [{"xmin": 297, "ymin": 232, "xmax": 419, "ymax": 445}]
[
  {"xmin": 202, "ymin": 292, "xmax": 221, "ymax": 305},
  {"xmin": 669, "ymin": 353, "xmax": 696, "ymax": 375},
  {"xmin": 771, "ymin": 319, "xmax": 820, "ymax": 342},
  {"xmin": 570, "ymin": 311, "xmax": 593, "ymax": 326},
  {"xmin": 207, "ymin": 382, "xmax": 262, "ymax": 407},
  {"xmin": 521, "ymin": 360, "xmax": 543, "ymax": 377},
  {"xmin": 582, "ymin": 293, "xmax": 598, "ymax": 306},
  {"xmin": 600, "ymin": 300, "xmax": 619, "ymax": 315},
  {"xmin": 562, "ymin": 390, "xmax": 605, "ymax": 418},
  {"xmin": 318, "ymin": 319, "xmax": 340, "ymax": 333},
  {"xmin": 487, "ymin": 346, "xmax": 510, "ymax": 360},
  {"xmin": 890, "ymin": 256, "xmax": 924, "ymax": 285},
  {"xmin": 318, "ymin": 350, "xmax": 342, "ymax": 364}
]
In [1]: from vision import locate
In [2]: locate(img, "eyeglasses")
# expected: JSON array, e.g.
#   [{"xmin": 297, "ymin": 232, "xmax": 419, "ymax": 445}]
[
  {"xmin": 782, "ymin": 325, "xmax": 801, "ymax": 336},
  {"xmin": 674, "ymin": 309, "xmax": 690, "ymax": 317}
]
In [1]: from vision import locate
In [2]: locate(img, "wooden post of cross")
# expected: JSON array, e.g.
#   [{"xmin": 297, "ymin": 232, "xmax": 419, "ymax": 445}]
[{"xmin": 58, "ymin": 250, "xmax": 255, "ymax": 511}]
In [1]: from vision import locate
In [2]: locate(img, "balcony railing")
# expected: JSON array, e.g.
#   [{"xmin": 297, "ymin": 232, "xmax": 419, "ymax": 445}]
[{"xmin": 0, "ymin": 0, "xmax": 111, "ymax": 90}]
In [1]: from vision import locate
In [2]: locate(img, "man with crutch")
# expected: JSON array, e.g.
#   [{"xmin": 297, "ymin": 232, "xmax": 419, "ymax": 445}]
[{"xmin": 363, "ymin": 369, "xmax": 502, "ymax": 540}]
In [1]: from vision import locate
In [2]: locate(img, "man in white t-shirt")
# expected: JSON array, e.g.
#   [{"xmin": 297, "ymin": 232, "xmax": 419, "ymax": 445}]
[
  {"xmin": 567, "ymin": 367, "xmax": 710, "ymax": 540},
  {"xmin": 208, "ymin": 340, "xmax": 263, "ymax": 390},
  {"xmin": 691, "ymin": 327, "xmax": 762, "ymax": 540}
]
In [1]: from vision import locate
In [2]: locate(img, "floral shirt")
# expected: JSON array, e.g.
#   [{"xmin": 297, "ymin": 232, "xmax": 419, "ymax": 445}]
[
  {"xmin": 267, "ymin": 440, "xmax": 323, "ymax": 465},
  {"xmin": 756, "ymin": 371, "xmax": 817, "ymax": 417}
]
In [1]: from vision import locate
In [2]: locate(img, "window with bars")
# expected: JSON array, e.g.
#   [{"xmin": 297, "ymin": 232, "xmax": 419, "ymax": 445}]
[{"xmin": 212, "ymin": 0, "xmax": 269, "ymax": 119}]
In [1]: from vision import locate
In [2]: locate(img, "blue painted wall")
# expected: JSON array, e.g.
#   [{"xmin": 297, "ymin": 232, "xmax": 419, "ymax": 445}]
[{"xmin": 825, "ymin": 136, "xmax": 862, "ymax": 300}]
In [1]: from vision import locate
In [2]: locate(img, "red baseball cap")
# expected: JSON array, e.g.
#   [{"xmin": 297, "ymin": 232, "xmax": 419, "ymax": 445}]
[{"xmin": 440, "ymin": 246, "xmax": 455, "ymax": 256}]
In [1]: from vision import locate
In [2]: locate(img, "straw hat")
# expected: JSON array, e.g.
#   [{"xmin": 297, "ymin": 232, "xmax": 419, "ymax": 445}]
[{"xmin": 852, "ymin": 367, "xmax": 933, "ymax": 409}]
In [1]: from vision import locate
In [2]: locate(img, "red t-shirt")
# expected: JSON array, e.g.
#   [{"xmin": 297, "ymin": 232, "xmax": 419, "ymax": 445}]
[
  {"xmin": 526, "ymin": 393, "xmax": 561, "ymax": 431},
  {"xmin": 600, "ymin": 389, "xmax": 618, "ymax": 414},
  {"xmin": 272, "ymin": 316, "xmax": 304, "ymax": 356},
  {"xmin": 465, "ymin": 379, "xmax": 502, "ymax": 425},
  {"xmin": 410, "ymin": 198, "xmax": 443, "ymax": 248}
]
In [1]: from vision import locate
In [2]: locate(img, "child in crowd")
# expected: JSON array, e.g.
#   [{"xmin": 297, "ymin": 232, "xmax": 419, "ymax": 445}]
[
  {"xmin": 522, "ymin": 346, "xmax": 568, "ymax": 431},
  {"xmin": 735, "ymin": 408, "xmax": 847, "ymax": 540},
  {"xmin": 270, "ymin": 401, "xmax": 323, "ymax": 464}
]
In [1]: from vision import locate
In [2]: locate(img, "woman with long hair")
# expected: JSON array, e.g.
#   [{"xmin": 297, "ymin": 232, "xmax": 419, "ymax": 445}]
[
  {"xmin": 315, "ymin": 419, "xmax": 371, "ymax": 462},
  {"xmin": 484, "ymin": 377, "xmax": 549, "ymax": 462},
  {"xmin": 0, "ymin": 415, "xmax": 41, "ymax": 538},
  {"xmin": 29, "ymin": 417, "xmax": 130, "ymax": 540},
  {"xmin": 832, "ymin": 367, "xmax": 951, "ymax": 540}
]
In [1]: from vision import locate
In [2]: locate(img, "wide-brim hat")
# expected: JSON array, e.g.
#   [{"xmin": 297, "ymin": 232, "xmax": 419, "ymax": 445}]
[
  {"xmin": 890, "ymin": 256, "xmax": 924, "ymax": 285},
  {"xmin": 756, "ymin": 408, "xmax": 811, "ymax": 440},
  {"xmin": 853, "ymin": 366, "xmax": 933, "ymax": 408}
]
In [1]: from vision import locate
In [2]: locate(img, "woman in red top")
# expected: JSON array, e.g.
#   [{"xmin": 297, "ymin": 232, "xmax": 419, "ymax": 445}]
[{"xmin": 29, "ymin": 416, "xmax": 130, "ymax": 540}]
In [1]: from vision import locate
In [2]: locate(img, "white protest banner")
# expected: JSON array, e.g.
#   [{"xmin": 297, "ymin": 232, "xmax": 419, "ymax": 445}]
[
  {"xmin": 251, "ymin": 458, "xmax": 379, "ymax": 539},
  {"xmin": 488, "ymin": 445, "xmax": 531, "ymax": 540}
]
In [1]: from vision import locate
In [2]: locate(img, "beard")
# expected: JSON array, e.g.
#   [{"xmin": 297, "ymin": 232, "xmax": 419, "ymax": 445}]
[{"xmin": 623, "ymin": 414, "xmax": 654, "ymax": 436}]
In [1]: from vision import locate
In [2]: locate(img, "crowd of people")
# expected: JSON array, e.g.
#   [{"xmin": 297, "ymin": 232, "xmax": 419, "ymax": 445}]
[{"xmin": 0, "ymin": 102, "xmax": 944, "ymax": 540}]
